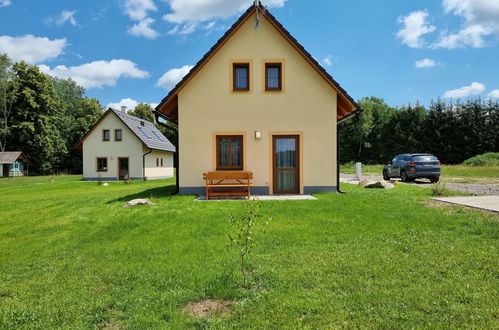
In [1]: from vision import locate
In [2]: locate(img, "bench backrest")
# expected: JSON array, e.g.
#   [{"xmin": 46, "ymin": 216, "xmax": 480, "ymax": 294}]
[{"xmin": 203, "ymin": 171, "xmax": 253, "ymax": 183}]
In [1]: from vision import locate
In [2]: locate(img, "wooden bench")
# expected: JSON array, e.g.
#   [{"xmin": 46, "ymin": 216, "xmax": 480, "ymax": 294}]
[{"xmin": 203, "ymin": 171, "xmax": 253, "ymax": 200}]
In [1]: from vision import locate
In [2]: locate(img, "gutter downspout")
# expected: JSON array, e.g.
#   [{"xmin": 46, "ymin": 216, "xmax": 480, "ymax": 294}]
[
  {"xmin": 143, "ymin": 147, "xmax": 152, "ymax": 181},
  {"xmin": 337, "ymin": 109, "xmax": 363, "ymax": 194},
  {"xmin": 154, "ymin": 111, "xmax": 179, "ymax": 195}
]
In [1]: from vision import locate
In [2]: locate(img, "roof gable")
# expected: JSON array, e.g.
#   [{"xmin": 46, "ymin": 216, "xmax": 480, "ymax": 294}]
[
  {"xmin": 76, "ymin": 109, "xmax": 176, "ymax": 152},
  {"xmin": 0, "ymin": 152, "xmax": 29, "ymax": 164},
  {"xmin": 156, "ymin": 3, "xmax": 360, "ymax": 122}
]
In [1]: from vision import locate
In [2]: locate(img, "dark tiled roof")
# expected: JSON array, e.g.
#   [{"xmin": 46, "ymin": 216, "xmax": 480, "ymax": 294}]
[
  {"xmin": 0, "ymin": 152, "xmax": 28, "ymax": 164},
  {"xmin": 110, "ymin": 108, "xmax": 176, "ymax": 152},
  {"xmin": 155, "ymin": 2, "xmax": 360, "ymax": 118}
]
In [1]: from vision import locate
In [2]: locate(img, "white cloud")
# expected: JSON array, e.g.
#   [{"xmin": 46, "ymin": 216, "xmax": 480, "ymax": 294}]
[
  {"xmin": 434, "ymin": 24, "xmax": 491, "ymax": 49},
  {"xmin": 156, "ymin": 65, "xmax": 193, "ymax": 90},
  {"xmin": 39, "ymin": 59, "xmax": 150, "ymax": 89},
  {"xmin": 128, "ymin": 17, "xmax": 160, "ymax": 39},
  {"xmin": 0, "ymin": 0, "xmax": 12, "ymax": 8},
  {"xmin": 435, "ymin": 0, "xmax": 499, "ymax": 49},
  {"xmin": 396, "ymin": 10, "xmax": 436, "ymax": 48},
  {"xmin": 124, "ymin": 0, "xmax": 157, "ymax": 21},
  {"xmin": 106, "ymin": 98, "xmax": 158, "ymax": 111},
  {"xmin": 0, "ymin": 35, "xmax": 67, "ymax": 64},
  {"xmin": 322, "ymin": 55, "xmax": 333, "ymax": 67},
  {"xmin": 45, "ymin": 10, "xmax": 77, "ymax": 26},
  {"xmin": 488, "ymin": 89, "xmax": 499, "ymax": 98},
  {"xmin": 164, "ymin": 0, "xmax": 287, "ymax": 34},
  {"xmin": 167, "ymin": 23, "xmax": 198, "ymax": 35},
  {"xmin": 106, "ymin": 98, "xmax": 139, "ymax": 111},
  {"xmin": 443, "ymin": 0, "xmax": 499, "ymax": 33},
  {"xmin": 415, "ymin": 58, "xmax": 437, "ymax": 68},
  {"xmin": 443, "ymin": 82, "xmax": 485, "ymax": 98}
]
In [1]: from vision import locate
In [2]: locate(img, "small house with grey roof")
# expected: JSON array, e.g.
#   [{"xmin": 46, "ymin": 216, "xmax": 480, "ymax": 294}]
[{"xmin": 77, "ymin": 108, "xmax": 176, "ymax": 181}]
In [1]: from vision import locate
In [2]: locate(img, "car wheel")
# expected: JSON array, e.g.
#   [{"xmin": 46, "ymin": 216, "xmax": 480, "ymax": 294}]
[
  {"xmin": 400, "ymin": 170, "xmax": 409, "ymax": 182},
  {"xmin": 430, "ymin": 177, "xmax": 439, "ymax": 183},
  {"xmin": 383, "ymin": 170, "xmax": 390, "ymax": 181}
]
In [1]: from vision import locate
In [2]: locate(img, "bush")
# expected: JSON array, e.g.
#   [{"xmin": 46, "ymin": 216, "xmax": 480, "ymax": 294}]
[
  {"xmin": 462, "ymin": 153, "xmax": 499, "ymax": 166},
  {"xmin": 431, "ymin": 181, "xmax": 451, "ymax": 197}
]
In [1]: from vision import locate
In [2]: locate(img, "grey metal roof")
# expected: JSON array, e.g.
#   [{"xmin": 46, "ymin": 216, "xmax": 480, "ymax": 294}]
[
  {"xmin": 0, "ymin": 152, "xmax": 27, "ymax": 164},
  {"xmin": 110, "ymin": 108, "xmax": 176, "ymax": 152}
]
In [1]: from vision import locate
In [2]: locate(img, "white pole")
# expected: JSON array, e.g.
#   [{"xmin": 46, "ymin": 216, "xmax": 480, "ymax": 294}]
[{"xmin": 355, "ymin": 162, "xmax": 362, "ymax": 180}]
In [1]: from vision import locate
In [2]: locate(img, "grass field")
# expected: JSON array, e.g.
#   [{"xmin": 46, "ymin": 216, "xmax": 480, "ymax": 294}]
[
  {"xmin": 0, "ymin": 176, "xmax": 497, "ymax": 328},
  {"xmin": 341, "ymin": 163, "xmax": 499, "ymax": 181}
]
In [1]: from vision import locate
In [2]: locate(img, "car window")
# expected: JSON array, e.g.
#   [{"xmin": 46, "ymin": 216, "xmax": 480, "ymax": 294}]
[{"xmin": 413, "ymin": 155, "xmax": 438, "ymax": 162}]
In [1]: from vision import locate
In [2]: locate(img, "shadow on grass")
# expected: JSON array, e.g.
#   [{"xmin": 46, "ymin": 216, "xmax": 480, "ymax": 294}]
[{"xmin": 106, "ymin": 184, "xmax": 177, "ymax": 204}]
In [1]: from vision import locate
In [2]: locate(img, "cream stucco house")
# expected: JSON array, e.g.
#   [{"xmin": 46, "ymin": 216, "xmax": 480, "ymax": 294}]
[
  {"xmin": 156, "ymin": 2, "xmax": 359, "ymax": 195},
  {"xmin": 77, "ymin": 108, "xmax": 176, "ymax": 181}
]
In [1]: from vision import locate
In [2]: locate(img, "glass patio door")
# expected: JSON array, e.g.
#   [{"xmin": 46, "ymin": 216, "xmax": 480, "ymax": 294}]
[{"xmin": 273, "ymin": 135, "xmax": 299, "ymax": 194}]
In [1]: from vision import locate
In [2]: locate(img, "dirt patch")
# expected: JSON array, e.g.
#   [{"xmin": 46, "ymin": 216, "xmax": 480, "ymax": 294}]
[
  {"xmin": 182, "ymin": 299, "xmax": 233, "ymax": 318},
  {"xmin": 102, "ymin": 322, "xmax": 120, "ymax": 330}
]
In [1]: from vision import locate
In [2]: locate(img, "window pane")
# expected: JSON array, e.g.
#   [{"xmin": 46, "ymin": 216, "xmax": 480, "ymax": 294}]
[
  {"xmin": 98, "ymin": 158, "xmax": 107, "ymax": 171},
  {"xmin": 231, "ymin": 138, "xmax": 241, "ymax": 166},
  {"xmin": 103, "ymin": 130, "xmax": 110, "ymax": 141},
  {"xmin": 115, "ymin": 130, "xmax": 122, "ymax": 141},
  {"xmin": 267, "ymin": 66, "xmax": 280, "ymax": 89},
  {"xmin": 275, "ymin": 138, "xmax": 296, "ymax": 168},
  {"xmin": 219, "ymin": 138, "xmax": 230, "ymax": 166},
  {"xmin": 276, "ymin": 170, "xmax": 296, "ymax": 191},
  {"xmin": 235, "ymin": 67, "xmax": 248, "ymax": 89}
]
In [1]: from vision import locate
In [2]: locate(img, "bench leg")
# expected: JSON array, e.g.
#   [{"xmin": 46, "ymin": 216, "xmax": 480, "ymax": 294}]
[
  {"xmin": 206, "ymin": 186, "xmax": 209, "ymax": 200},
  {"xmin": 247, "ymin": 185, "xmax": 250, "ymax": 200}
]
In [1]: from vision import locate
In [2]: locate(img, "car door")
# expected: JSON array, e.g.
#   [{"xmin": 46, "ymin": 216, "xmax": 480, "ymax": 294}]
[{"xmin": 389, "ymin": 156, "xmax": 400, "ymax": 177}]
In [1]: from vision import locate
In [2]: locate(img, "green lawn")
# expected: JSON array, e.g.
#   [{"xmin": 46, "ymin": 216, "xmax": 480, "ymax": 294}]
[
  {"xmin": 0, "ymin": 176, "xmax": 497, "ymax": 328},
  {"xmin": 341, "ymin": 163, "xmax": 499, "ymax": 181}
]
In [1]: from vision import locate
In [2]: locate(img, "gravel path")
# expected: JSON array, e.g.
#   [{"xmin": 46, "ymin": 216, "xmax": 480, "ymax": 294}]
[{"xmin": 340, "ymin": 174, "xmax": 499, "ymax": 196}]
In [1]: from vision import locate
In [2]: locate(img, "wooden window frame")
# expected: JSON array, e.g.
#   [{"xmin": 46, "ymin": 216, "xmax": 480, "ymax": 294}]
[
  {"xmin": 115, "ymin": 129, "xmax": 122, "ymax": 141},
  {"xmin": 232, "ymin": 63, "xmax": 250, "ymax": 92},
  {"xmin": 265, "ymin": 63, "xmax": 282, "ymax": 91},
  {"xmin": 96, "ymin": 157, "xmax": 108, "ymax": 172},
  {"xmin": 102, "ymin": 129, "xmax": 110, "ymax": 142},
  {"xmin": 216, "ymin": 135, "xmax": 244, "ymax": 170}
]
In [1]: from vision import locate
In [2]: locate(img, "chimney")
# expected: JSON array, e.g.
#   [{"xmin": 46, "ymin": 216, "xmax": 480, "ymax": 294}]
[{"xmin": 121, "ymin": 106, "xmax": 127, "ymax": 113}]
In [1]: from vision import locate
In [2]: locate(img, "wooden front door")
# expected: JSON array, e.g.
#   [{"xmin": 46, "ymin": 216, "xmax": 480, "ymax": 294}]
[
  {"xmin": 118, "ymin": 158, "xmax": 129, "ymax": 180},
  {"xmin": 273, "ymin": 135, "xmax": 300, "ymax": 194}
]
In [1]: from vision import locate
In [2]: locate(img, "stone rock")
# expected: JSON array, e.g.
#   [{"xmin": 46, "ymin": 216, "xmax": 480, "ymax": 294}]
[
  {"xmin": 358, "ymin": 179, "xmax": 372, "ymax": 187},
  {"xmin": 124, "ymin": 198, "xmax": 155, "ymax": 208},
  {"xmin": 365, "ymin": 180, "xmax": 395, "ymax": 189},
  {"xmin": 102, "ymin": 183, "xmax": 109, "ymax": 187}
]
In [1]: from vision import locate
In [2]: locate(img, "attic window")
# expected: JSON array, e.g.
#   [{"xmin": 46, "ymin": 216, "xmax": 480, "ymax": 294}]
[
  {"xmin": 102, "ymin": 130, "xmax": 110, "ymax": 141},
  {"xmin": 265, "ymin": 63, "xmax": 282, "ymax": 91},
  {"xmin": 233, "ymin": 63, "xmax": 250, "ymax": 91},
  {"xmin": 138, "ymin": 127, "xmax": 151, "ymax": 139}
]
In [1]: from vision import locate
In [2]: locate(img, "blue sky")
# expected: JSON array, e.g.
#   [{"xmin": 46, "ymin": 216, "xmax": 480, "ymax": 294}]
[{"xmin": 1, "ymin": 0, "xmax": 498, "ymax": 110}]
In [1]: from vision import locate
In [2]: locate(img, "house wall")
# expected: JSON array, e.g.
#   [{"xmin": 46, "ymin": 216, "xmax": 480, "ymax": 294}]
[
  {"xmin": 83, "ymin": 112, "xmax": 144, "ymax": 180},
  {"xmin": 144, "ymin": 148, "xmax": 174, "ymax": 179},
  {"xmin": 178, "ymin": 12, "xmax": 337, "ymax": 194}
]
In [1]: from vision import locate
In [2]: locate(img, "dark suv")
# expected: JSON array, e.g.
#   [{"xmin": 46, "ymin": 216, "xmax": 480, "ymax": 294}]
[{"xmin": 383, "ymin": 154, "xmax": 440, "ymax": 183}]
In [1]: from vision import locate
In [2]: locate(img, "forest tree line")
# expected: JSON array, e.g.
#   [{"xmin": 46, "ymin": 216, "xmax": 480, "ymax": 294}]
[
  {"xmin": 339, "ymin": 97, "xmax": 499, "ymax": 164},
  {"xmin": 0, "ymin": 54, "xmax": 169, "ymax": 174},
  {"xmin": 2, "ymin": 54, "xmax": 498, "ymax": 173}
]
